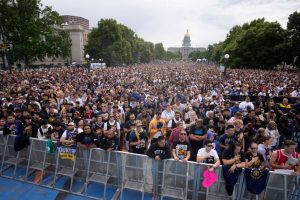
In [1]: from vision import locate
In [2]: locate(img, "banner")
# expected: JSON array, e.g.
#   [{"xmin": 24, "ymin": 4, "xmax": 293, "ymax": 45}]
[
  {"xmin": 57, "ymin": 146, "xmax": 76, "ymax": 161},
  {"xmin": 90, "ymin": 62, "xmax": 106, "ymax": 69},
  {"xmin": 244, "ymin": 168, "xmax": 269, "ymax": 194}
]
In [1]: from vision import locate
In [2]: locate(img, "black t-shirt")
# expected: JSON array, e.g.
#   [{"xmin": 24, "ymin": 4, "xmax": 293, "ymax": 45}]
[
  {"xmin": 99, "ymin": 136, "xmax": 119, "ymax": 150},
  {"xmin": 222, "ymin": 148, "xmax": 245, "ymax": 166},
  {"xmin": 244, "ymin": 152, "xmax": 265, "ymax": 168},
  {"xmin": 129, "ymin": 129, "xmax": 148, "ymax": 154},
  {"xmin": 146, "ymin": 143, "xmax": 171, "ymax": 159},
  {"xmin": 172, "ymin": 140, "xmax": 191, "ymax": 160},
  {"xmin": 76, "ymin": 132, "xmax": 98, "ymax": 146},
  {"xmin": 219, "ymin": 134, "xmax": 238, "ymax": 151},
  {"xmin": 189, "ymin": 124, "xmax": 207, "ymax": 149}
]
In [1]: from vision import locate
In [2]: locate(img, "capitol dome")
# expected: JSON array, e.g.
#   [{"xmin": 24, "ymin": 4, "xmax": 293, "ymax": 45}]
[{"xmin": 182, "ymin": 29, "xmax": 191, "ymax": 47}]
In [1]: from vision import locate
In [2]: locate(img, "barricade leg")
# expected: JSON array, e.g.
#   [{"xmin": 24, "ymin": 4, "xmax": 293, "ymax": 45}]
[
  {"xmin": 192, "ymin": 166, "xmax": 200, "ymax": 200},
  {"xmin": 0, "ymin": 136, "xmax": 8, "ymax": 175}
]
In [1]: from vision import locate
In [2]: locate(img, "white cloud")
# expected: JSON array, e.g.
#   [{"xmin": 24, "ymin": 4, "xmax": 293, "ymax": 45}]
[{"xmin": 41, "ymin": 0, "xmax": 300, "ymax": 48}]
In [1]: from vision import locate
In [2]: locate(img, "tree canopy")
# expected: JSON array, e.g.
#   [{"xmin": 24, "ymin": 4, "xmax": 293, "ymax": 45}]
[
  {"xmin": 85, "ymin": 19, "xmax": 181, "ymax": 66},
  {"xmin": 201, "ymin": 12, "xmax": 300, "ymax": 69},
  {"xmin": 0, "ymin": 0, "xmax": 71, "ymax": 67}
]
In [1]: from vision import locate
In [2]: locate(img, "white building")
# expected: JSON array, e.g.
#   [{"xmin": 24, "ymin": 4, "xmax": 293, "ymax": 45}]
[
  {"xmin": 167, "ymin": 30, "xmax": 206, "ymax": 60},
  {"xmin": 33, "ymin": 15, "xmax": 90, "ymax": 66}
]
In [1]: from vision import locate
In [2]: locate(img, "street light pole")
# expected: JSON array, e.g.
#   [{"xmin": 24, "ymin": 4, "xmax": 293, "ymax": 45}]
[
  {"xmin": 224, "ymin": 54, "xmax": 230, "ymax": 77},
  {"xmin": 85, "ymin": 53, "xmax": 90, "ymax": 73}
]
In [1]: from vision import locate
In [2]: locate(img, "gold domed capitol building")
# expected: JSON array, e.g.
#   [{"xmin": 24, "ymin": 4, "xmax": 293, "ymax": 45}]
[{"xmin": 167, "ymin": 30, "xmax": 206, "ymax": 60}]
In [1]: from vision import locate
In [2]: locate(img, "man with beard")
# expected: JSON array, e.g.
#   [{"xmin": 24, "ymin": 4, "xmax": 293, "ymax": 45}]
[
  {"xmin": 76, "ymin": 125, "xmax": 97, "ymax": 148},
  {"xmin": 60, "ymin": 122, "xmax": 82, "ymax": 147},
  {"xmin": 99, "ymin": 128, "xmax": 119, "ymax": 151}
]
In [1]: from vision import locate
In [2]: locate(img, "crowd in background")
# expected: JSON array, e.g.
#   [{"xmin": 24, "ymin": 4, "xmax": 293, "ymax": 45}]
[{"xmin": 0, "ymin": 63, "xmax": 299, "ymax": 177}]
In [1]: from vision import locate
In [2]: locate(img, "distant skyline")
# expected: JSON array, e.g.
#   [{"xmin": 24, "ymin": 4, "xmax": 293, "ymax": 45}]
[{"xmin": 41, "ymin": 0, "xmax": 300, "ymax": 48}]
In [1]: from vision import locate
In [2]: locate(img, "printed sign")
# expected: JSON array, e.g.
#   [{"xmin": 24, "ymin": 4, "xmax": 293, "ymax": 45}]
[{"xmin": 57, "ymin": 146, "xmax": 76, "ymax": 161}]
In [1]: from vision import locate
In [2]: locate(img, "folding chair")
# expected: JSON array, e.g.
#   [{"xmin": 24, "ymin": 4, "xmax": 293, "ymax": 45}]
[{"xmin": 120, "ymin": 153, "xmax": 148, "ymax": 200}]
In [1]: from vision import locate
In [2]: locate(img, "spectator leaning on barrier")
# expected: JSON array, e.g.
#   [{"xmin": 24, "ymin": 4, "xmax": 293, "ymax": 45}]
[
  {"xmin": 168, "ymin": 121, "xmax": 187, "ymax": 149},
  {"xmin": 222, "ymin": 142, "xmax": 246, "ymax": 196},
  {"xmin": 37, "ymin": 119, "xmax": 53, "ymax": 139},
  {"xmin": 60, "ymin": 121, "xmax": 81, "ymax": 147},
  {"xmin": 172, "ymin": 130, "xmax": 190, "ymax": 162},
  {"xmin": 269, "ymin": 140, "xmax": 300, "ymax": 176},
  {"xmin": 99, "ymin": 128, "xmax": 119, "ymax": 151},
  {"xmin": 245, "ymin": 142, "xmax": 266, "ymax": 169},
  {"xmin": 76, "ymin": 124, "xmax": 97, "ymax": 149},
  {"xmin": 197, "ymin": 139, "xmax": 220, "ymax": 171},
  {"xmin": 3, "ymin": 113, "xmax": 24, "ymax": 136},
  {"xmin": 147, "ymin": 136, "xmax": 171, "ymax": 161}
]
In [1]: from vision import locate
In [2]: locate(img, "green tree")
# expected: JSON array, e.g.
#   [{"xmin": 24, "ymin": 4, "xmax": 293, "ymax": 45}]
[
  {"xmin": 165, "ymin": 51, "xmax": 181, "ymax": 60},
  {"xmin": 154, "ymin": 43, "xmax": 165, "ymax": 60},
  {"xmin": 0, "ymin": 0, "xmax": 71, "ymax": 68},
  {"xmin": 208, "ymin": 18, "xmax": 286, "ymax": 69},
  {"xmin": 287, "ymin": 11, "xmax": 300, "ymax": 68},
  {"xmin": 85, "ymin": 18, "xmax": 156, "ymax": 66}
]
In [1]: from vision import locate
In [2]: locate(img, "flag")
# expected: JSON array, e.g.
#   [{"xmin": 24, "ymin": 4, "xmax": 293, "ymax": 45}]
[
  {"xmin": 244, "ymin": 168, "xmax": 269, "ymax": 194},
  {"xmin": 222, "ymin": 165, "xmax": 242, "ymax": 196}
]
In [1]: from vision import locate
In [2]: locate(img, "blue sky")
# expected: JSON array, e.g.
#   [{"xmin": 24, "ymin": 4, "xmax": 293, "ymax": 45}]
[{"xmin": 41, "ymin": 0, "xmax": 300, "ymax": 48}]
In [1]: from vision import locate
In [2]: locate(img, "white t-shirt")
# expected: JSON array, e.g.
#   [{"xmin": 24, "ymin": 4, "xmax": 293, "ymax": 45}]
[
  {"xmin": 167, "ymin": 118, "xmax": 186, "ymax": 129},
  {"xmin": 61, "ymin": 128, "xmax": 83, "ymax": 138},
  {"xmin": 197, "ymin": 148, "xmax": 219, "ymax": 163},
  {"xmin": 37, "ymin": 124, "xmax": 53, "ymax": 139},
  {"xmin": 161, "ymin": 110, "xmax": 175, "ymax": 121},
  {"xmin": 239, "ymin": 101, "xmax": 254, "ymax": 111},
  {"xmin": 103, "ymin": 120, "xmax": 121, "ymax": 131}
]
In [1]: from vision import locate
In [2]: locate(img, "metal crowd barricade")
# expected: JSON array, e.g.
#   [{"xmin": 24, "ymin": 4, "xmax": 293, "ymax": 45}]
[
  {"xmin": 53, "ymin": 145, "xmax": 79, "ymax": 192},
  {"xmin": 85, "ymin": 148, "xmax": 111, "ymax": 198},
  {"xmin": 0, "ymin": 135, "xmax": 29, "ymax": 179},
  {"xmin": 120, "ymin": 152, "xmax": 148, "ymax": 200},
  {"xmin": 25, "ymin": 138, "xmax": 54, "ymax": 184},
  {"xmin": 0, "ymin": 134, "xmax": 7, "ymax": 174},
  {"xmin": 161, "ymin": 159, "xmax": 189, "ymax": 200},
  {"xmin": 0, "ymin": 136, "xmax": 297, "ymax": 200}
]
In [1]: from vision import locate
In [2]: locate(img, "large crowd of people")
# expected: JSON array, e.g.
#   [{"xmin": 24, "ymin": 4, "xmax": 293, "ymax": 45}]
[{"xmin": 0, "ymin": 63, "xmax": 299, "ymax": 179}]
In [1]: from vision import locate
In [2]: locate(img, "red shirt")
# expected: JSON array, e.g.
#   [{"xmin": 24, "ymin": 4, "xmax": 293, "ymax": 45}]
[{"xmin": 273, "ymin": 149, "xmax": 299, "ymax": 170}]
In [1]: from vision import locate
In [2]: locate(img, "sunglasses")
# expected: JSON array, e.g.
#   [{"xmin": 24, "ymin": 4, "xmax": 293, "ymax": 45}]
[{"xmin": 207, "ymin": 144, "xmax": 213, "ymax": 147}]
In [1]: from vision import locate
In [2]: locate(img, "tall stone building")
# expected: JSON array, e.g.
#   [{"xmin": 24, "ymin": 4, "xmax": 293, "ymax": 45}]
[
  {"xmin": 167, "ymin": 30, "xmax": 205, "ymax": 60},
  {"xmin": 61, "ymin": 15, "xmax": 90, "ymax": 65}
]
